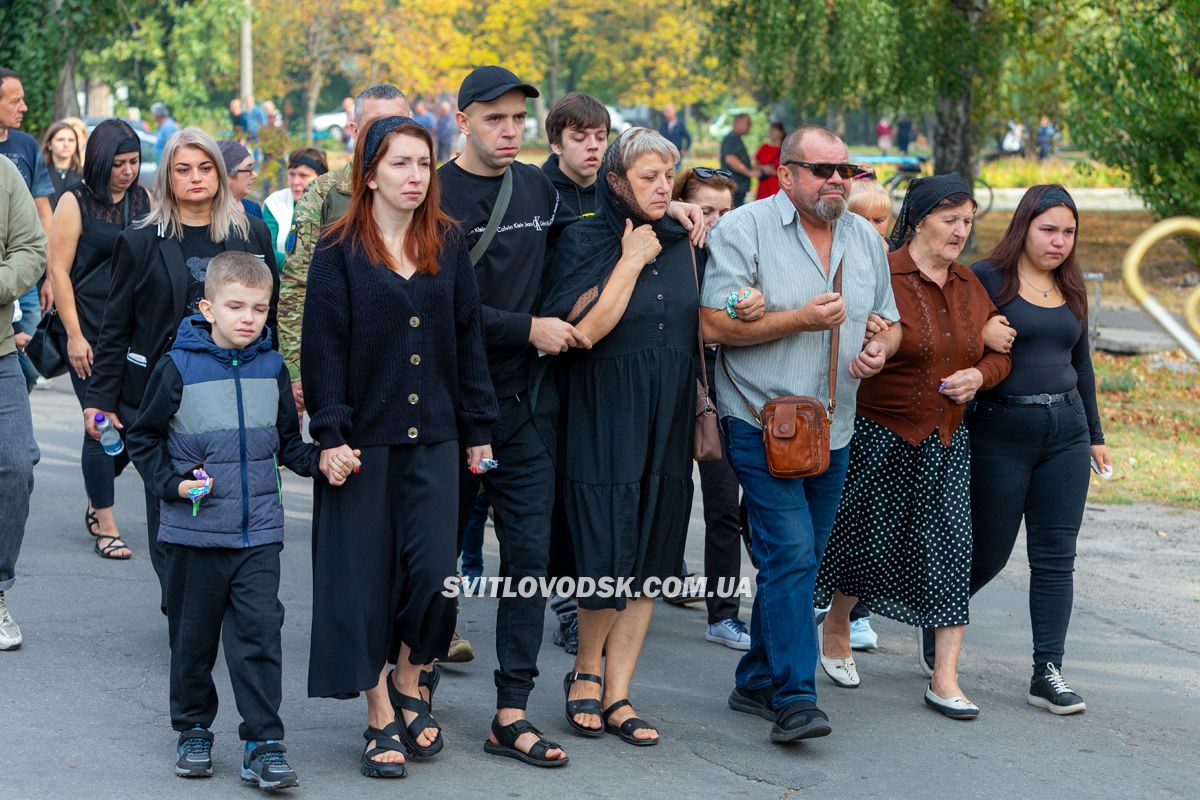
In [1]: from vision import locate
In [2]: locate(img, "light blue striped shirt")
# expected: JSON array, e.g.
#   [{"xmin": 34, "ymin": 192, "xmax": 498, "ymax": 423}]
[{"xmin": 702, "ymin": 191, "xmax": 899, "ymax": 449}]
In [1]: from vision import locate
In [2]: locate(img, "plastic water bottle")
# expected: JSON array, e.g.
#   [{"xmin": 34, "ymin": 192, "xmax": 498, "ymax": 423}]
[{"xmin": 96, "ymin": 413, "xmax": 124, "ymax": 456}]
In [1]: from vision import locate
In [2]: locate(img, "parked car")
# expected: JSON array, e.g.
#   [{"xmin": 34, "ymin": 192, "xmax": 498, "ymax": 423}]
[
  {"xmin": 606, "ymin": 106, "xmax": 632, "ymax": 134},
  {"xmin": 616, "ymin": 105, "xmax": 655, "ymax": 130},
  {"xmin": 84, "ymin": 117, "xmax": 159, "ymax": 187},
  {"xmin": 708, "ymin": 107, "xmax": 759, "ymax": 140},
  {"xmin": 310, "ymin": 110, "xmax": 348, "ymax": 142}
]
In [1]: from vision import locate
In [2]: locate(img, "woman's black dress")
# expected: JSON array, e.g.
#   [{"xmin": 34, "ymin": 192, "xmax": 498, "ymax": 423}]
[{"xmin": 554, "ymin": 230, "xmax": 698, "ymax": 611}]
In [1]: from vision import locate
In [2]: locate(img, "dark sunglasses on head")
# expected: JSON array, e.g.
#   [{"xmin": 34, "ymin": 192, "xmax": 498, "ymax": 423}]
[
  {"xmin": 781, "ymin": 160, "xmax": 860, "ymax": 180},
  {"xmin": 691, "ymin": 167, "xmax": 733, "ymax": 180}
]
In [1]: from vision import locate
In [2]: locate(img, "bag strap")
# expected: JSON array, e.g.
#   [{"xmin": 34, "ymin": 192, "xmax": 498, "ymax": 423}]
[
  {"xmin": 688, "ymin": 246, "xmax": 712, "ymax": 398},
  {"xmin": 718, "ymin": 256, "xmax": 845, "ymax": 425},
  {"xmin": 827, "ymin": 259, "xmax": 843, "ymax": 417},
  {"xmin": 469, "ymin": 166, "xmax": 513, "ymax": 267}
]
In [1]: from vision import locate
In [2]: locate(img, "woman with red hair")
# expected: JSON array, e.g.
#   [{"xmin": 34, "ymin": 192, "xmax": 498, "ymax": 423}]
[{"xmin": 301, "ymin": 117, "xmax": 497, "ymax": 777}]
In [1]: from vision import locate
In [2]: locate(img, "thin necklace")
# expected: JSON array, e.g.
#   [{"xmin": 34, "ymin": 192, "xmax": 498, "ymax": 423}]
[{"xmin": 1018, "ymin": 270, "xmax": 1056, "ymax": 299}]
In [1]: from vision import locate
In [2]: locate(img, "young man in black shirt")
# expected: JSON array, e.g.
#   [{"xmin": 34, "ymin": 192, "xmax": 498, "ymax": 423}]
[
  {"xmin": 541, "ymin": 92, "xmax": 609, "ymax": 217},
  {"xmin": 438, "ymin": 65, "xmax": 585, "ymax": 769}
]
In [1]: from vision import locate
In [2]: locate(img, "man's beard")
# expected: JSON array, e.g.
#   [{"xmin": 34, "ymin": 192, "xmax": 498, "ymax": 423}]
[{"xmin": 814, "ymin": 195, "xmax": 846, "ymax": 222}]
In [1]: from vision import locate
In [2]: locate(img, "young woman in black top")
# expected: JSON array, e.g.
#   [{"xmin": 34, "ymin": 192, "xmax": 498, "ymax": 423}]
[
  {"xmin": 83, "ymin": 126, "xmax": 278, "ymax": 599},
  {"xmin": 46, "ymin": 119, "xmax": 149, "ymax": 559},
  {"xmin": 970, "ymin": 184, "xmax": 1111, "ymax": 715},
  {"xmin": 301, "ymin": 117, "xmax": 496, "ymax": 777}
]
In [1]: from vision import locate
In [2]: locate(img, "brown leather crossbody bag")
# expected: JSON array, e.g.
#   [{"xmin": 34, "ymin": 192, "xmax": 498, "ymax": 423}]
[{"xmin": 721, "ymin": 264, "xmax": 842, "ymax": 478}]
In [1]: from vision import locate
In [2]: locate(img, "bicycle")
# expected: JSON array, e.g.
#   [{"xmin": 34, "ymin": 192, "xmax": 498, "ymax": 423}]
[{"xmin": 881, "ymin": 155, "xmax": 994, "ymax": 219}]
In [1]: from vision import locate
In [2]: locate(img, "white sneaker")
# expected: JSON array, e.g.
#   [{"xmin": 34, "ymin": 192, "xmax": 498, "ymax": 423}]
[
  {"xmin": 0, "ymin": 592, "xmax": 22, "ymax": 650},
  {"xmin": 34, "ymin": 376, "xmax": 53, "ymax": 390},
  {"xmin": 849, "ymin": 616, "xmax": 879, "ymax": 651},
  {"xmin": 705, "ymin": 618, "xmax": 751, "ymax": 650}
]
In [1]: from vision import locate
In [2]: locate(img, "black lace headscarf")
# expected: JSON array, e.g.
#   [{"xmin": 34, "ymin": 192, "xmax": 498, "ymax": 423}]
[
  {"xmin": 541, "ymin": 128, "xmax": 688, "ymax": 322},
  {"xmin": 886, "ymin": 171, "xmax": 974, "ymax": 251}
]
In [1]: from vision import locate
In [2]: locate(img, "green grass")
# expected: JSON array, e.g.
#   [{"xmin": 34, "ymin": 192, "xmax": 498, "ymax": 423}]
[{"xmin": 1087, "ymin": 351, "xmax": 1200, "ymax": 509}]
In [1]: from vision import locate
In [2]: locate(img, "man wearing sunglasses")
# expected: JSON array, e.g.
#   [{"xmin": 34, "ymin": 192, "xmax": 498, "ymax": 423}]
[{"xmin": 699, "ymin": 125, "xmax": 901, "ymax": 744}]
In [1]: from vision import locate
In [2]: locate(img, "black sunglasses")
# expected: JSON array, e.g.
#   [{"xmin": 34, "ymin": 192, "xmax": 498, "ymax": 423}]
[
  {"xmin": 691, "ymin": 167, "xmax": 733, "ymax": 180},
  {"xmin": 781, "ymin": 160, "xmax": 860, "ymax": 180}
]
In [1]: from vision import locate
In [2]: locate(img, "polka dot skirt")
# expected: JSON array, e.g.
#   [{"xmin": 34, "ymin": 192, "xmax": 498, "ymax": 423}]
[{"xmin": 815, "ymin": 416, "xmax": 972, "ymax": 628}]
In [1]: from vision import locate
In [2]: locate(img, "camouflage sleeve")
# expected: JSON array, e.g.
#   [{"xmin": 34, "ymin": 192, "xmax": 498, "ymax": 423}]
[{"xmin": 277, "ymin": 172, "xmax": 335, "ymax": 381}]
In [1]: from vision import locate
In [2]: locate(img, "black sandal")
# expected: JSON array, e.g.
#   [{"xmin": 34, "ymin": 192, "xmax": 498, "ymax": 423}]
[
  {"xmin": 85, "ymin": 506, "xmax": 100, "ymax": 537},
  {"xmin": 603, "ymin": 699, "xmax": 659, "ymax": 747},
  {"xmin": 484, "ymin": 715, "xmax": 569, "ymax": 768},
  {"xmin": 360, "ymin": 722, "xmax": 407, "ymax": 779},
  {"xmin": 94, "ymin": 533, "xmax": 132, "ymax": 560},
  {"xmin": 387, "ymin": 682, "xmax": 444, "ymax": 759},
  {"xmin": 563, "ymin": 671, "xmax": 604, "ymax": 737},
  {"xmin": 419, "ymin": 664, "xmax": 440, "ymax": 710}
]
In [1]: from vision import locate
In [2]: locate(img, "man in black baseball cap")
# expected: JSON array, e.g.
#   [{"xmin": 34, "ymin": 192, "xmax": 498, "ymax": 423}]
[{"xmin": 457, "ymin": 65, "xmax": 539, "ymax": 111}]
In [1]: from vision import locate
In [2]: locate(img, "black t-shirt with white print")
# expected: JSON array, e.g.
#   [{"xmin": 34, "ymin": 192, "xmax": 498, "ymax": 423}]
[{"xmin": 438, "ymin": 158, "xmax": 578, "ymax": 396}]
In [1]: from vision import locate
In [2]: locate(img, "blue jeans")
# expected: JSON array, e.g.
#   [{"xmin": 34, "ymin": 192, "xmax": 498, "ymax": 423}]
[
  {"xmin": 723, "ymin": 417, "xmax": 850, "ymax": 709},
  {"xmin": 460, "ymin": 490, "xmax": 489, "ymax": 576},
  {"xmin": 0, "ymin": 353, "xmax": 39, "ymax": 590}
]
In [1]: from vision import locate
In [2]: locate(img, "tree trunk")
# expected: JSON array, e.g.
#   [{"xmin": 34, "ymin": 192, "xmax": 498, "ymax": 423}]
[
  {"xmin": 932, "ymin": 0, "xmax": 984, "ymax": 185},
  {"xmin": 304, "ymin": 29, "xmax": 328, "ymax": 146},
  {"xmin": 55, "ymin": 47, "xmax": 80, "ymax": 120}
]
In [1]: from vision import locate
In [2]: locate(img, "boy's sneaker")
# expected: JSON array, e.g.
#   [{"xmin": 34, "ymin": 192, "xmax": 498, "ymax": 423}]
[
  {"xmin": 553, "ymin": 610, "xmax": 579, "ymax": 655},
  {"xmin": 0, "ymin": 592, "xmax": 22, "ymax": 650},
  {"xmin": 1028, "ymin": 664, "xmax": 1086, "ymax": 715},
  {"xmin": 706, "ymin": 618, "xmax": 751, "ymax": 650},
  {"xmin": 241, "ymin": 741, "xmax": 299, "ymax": 790},
  {"xmin": 175, "ymin": 728, "xmax": 214, "ymax": 778},
  {"xmin": 849, "ymin": 617, "xmax": 879, "ymax": 651}
]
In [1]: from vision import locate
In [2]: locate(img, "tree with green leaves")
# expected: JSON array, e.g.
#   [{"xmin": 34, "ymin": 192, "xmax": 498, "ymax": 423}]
[{"xmin": 1068, "ymin": 0, "xmax": 1200, "ymax": 218}]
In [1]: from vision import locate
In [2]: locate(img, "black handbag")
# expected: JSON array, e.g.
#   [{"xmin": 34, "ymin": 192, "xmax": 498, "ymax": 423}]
[{"xmin": 25, "ymin": 308, "xmax": 68, "ymax": 378}]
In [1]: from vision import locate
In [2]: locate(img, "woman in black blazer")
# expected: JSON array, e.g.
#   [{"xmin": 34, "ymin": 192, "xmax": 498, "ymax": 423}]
[{"xmin": 83, "ymin": 126, "xmax": 278, "ymax": 599}]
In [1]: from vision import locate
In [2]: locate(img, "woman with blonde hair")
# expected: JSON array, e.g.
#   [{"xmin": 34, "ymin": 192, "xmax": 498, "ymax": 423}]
[
  {"xmin": 84, "ymin": 126, "xmax": 278, "ymax": 602},
  {"xmin": 848, "ymin": 179, "xmax": 892, "ymax": 239}
]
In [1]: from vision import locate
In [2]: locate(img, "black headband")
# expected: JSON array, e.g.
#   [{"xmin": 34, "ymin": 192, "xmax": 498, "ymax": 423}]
[
  {"xmin": 116, "ymin": 134, "xmax": 141, "ymax": 155},
  {"xmin": 290, "ymin": 155, "xmax": 328, "ymax": 176},
  {"xmin": 1037, "ymin": 186, "xmax": 1075, "ymax": 210},
  {"xmin": 361, "ymin": 115, "xmax": 420, "ymax": 177}
]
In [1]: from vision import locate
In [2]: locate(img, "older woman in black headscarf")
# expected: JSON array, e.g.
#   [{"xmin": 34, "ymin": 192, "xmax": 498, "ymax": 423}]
[
  {"xmin": 545, "ymin": 127, "xmax": 697, "ymax": 747},
  {"xmin": 814, "ymin": 173, "xmax": 1010, "ymax": 720}
]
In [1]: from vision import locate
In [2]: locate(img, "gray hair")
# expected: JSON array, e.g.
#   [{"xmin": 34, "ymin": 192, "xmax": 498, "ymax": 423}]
[
  {"xmin": 613, "ymin": 127, "xmax": 679, "ymax": 174},
  {"xmin": 150, "ymin": 102, "xmax": 169, "ymax": 118},
  {"xmin": 353, "ymin": 84, "xmax": 409, "ymax": 124},
  {"xmin": 138, "ymin": 127, "xmax": 249, "ymax": 243}
]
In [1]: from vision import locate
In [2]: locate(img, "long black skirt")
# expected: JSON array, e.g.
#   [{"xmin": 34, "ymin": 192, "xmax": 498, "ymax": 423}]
[
  {"xmin": 815, "ymin": 417, "xmax": 972, "ymax": 628},
  {"xmin": 307, "ymin": 442, "xmax": 459, "ymax": 699}
]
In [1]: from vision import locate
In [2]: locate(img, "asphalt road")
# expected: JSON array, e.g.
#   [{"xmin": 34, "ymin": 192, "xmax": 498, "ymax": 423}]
[{"xmin": 3, "ymin": 380, "xmax": 1198, "ymax": 799}]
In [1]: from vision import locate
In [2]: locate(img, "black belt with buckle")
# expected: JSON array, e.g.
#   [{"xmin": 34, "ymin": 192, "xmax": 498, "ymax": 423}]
[{"xmin": 980, "ymin": 388, "xmax": 1079, "ymax": 407}]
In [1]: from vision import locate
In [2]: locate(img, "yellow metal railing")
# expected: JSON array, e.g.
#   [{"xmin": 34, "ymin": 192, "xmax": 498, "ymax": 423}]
[{"xmin": 1121, "ymin": 216, "xmax": 1200, "ymax": 361}]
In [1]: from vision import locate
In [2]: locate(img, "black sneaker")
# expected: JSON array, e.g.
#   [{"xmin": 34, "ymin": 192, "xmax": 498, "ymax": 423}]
[
  {"xmin": 175, "ymin": 728, "xmax": 213, "ymax": 778},
  {"xmin": 771, "ymin": 700, "xmax": 831, "ymax": 742},
  {"xmin": 1028, "ymin": 664, "xmax": 1086, "ymax": 715},
  {"xmin": 553, "ymin": 611, "xmax": 579, "ymax": 655},
  {"xmin": 727, "ymin": 684, "xmax": 776, "ymax": 721},
  {"xmin": 241, "ymin": 741, "xmax": 299, "ymax": 790}
]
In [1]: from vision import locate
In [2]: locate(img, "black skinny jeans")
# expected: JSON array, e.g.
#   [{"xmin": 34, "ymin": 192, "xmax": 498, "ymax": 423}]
[
  {"xmin": 56, "ymin": 328, "xmax": 129, "ymax": 509},
  {"xmin": 968, "ymin": 392, "xmax": 1092, "ymax": 673}
]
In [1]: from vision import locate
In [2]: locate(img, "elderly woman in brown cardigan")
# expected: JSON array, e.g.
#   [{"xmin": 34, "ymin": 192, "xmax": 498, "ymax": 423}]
[{"xmin": 814, "ymin": 173, "xmax": 1011, "ymax": 720}]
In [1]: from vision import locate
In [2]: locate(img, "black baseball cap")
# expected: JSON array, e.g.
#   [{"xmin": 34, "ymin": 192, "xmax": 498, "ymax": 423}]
[{"xmin": 458, "ymin": 66, "xmax": 539, "ymax": 111}]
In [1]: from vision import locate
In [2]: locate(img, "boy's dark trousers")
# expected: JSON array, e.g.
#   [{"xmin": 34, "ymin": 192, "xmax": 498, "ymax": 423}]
[{"xmin": 164, "ymin": 542, "xmax": 285, "ymax": 741}]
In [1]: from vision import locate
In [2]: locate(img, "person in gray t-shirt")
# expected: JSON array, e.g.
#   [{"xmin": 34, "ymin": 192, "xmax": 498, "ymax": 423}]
[{"xmin": 699, "ymin": 125, "xmax": 899, "ymax": 743}]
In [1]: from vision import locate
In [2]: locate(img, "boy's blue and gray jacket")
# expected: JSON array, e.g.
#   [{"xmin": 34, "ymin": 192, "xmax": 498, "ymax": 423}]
[{"xmin": 127, "ymin": 315, "xmax": 318, "ymax": 548}]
